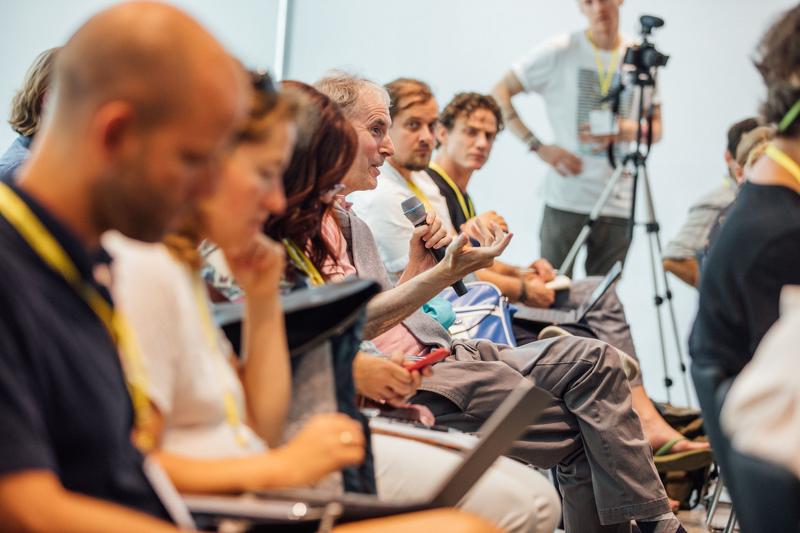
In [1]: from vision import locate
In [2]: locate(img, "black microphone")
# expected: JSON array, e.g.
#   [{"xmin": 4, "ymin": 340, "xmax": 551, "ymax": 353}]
[{"xmin": 401, "ymin": 196, "xmax": 468, "ymax": 296}]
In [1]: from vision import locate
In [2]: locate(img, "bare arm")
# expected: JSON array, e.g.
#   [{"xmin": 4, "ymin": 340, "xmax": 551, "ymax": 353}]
[
  {"xmin": 492, "ymin": 70, "xmax": 583, "ymax": 176},
  {"xmin": 475, "ymin": 266, "xmax": 524, "ymax": 300},
  {"xmin": 334, "ymin": 509, "xmax": 501, "ymax": 533},
  {"xmin": 225, "ymin": 235, "xmax": 291, "ymax": 447},
  {"xmin": 240, "ymin": 293, "xmax": 289, "ymax": 447},
  {"xmin": 0, "ymin": 471, "xmax": 182, "ymax": 533},
  {"xmin": 489, "ymin": 259, "xmax": 521, "ymax": 277},
  {"xmin": 491, "ymin": 71, "xmax": 537, "ymax": 146},
  {"xmin": 364, "ymin": 221, "xmax": 513, "ymax": 339},
  {"xmin": 474, "ymin": 267, "xmax": 555, "ymax": 308},
  {"xmin": 150, "ymin": 404, "xmax": 364, "ymax": 494},
  {"xmin": 663, "ymin": 257, "xmax": 698, "ymax": 288},
  {"xmin": 649, "ymin": 105, "xmax": 663, "ymax": 143},
  {"xmin": 365, "ymin": 257, "xmax": 467, "ymax": 339}
]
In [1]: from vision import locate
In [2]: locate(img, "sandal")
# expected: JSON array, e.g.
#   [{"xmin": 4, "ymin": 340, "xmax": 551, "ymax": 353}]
[
  {"xmin": 653, "ymin": 437, "xmax": 714, "ymax": 473},
  {"xmin": 676, "ymin": 417, "xmax": 705, "ymax": 440}
]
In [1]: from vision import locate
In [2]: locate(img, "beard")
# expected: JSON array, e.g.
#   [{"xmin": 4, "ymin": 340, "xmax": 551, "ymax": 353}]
[
  {"xmin": 90, "ymin": 160, "xmax": 179, "ymax": 243},
  {"xmin": 397, "ymin": 150, "xmax": 432, "ymax": 172}
]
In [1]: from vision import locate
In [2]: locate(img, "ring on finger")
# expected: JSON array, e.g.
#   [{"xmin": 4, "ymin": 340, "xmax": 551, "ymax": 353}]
[{"xmin": 339, "ymin": 431, "xmax": 354, "ymax": 445}]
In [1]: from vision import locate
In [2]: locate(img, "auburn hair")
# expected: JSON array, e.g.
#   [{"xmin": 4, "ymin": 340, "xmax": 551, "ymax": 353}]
[{"xmin": 263, "ymin": 80, "xmax": 358, "ymax": 279}]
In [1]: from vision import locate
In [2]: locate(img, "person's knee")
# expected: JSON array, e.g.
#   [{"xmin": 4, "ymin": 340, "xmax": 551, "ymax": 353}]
[
  {"xmin": 461, "ymin": 461, "xmax": 561, "ymax": 533},
  {"xmin": 552, "ymin": 335, "xmax": 626, "ymax": 372}
]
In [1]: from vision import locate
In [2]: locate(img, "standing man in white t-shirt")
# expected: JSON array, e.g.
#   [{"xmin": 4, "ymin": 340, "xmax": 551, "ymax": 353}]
[{"xmin": 492, "ymin": 0, "xmax": 662, "ymax": 277}]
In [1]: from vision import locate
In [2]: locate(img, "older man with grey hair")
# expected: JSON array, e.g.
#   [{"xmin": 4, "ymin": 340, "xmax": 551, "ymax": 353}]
[{"xmin": 316, "ymin": 72, "xmax": 686, "ymax": 533}]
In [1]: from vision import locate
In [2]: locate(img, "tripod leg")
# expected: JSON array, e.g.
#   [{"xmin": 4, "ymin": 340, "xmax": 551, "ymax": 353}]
[
  {"xmin": 640, "ymin": 167, "xmax": 694, "ymax": 406},
  {"xmin": 559, "ymin": 164, "xmax": 629, "ymax": 275},
  {"xmin": 644, "ymin": 211, "xmax": 673, "ymax": 403}
]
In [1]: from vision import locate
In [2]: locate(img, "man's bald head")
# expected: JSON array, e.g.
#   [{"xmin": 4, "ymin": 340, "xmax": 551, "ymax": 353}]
[
  {"xmin": 26, "ymin": 2, "xmax": 249, "ymax": 244},
  {"xmin": 50, "ymin": 1, "xmax": 241, "ymax": 131}
]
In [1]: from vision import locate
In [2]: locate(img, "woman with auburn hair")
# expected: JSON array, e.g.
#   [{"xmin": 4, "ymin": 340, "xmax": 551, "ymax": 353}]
[
  {"xmin": 264, "ymin": 79, "xmax": 359, "ymax": 285},
  {"xmin": 205, "ymin": 80, "xmax": 561, "ymax": 533},
  {"xmin": 105, "ymin": 70, "xmax": 496, "ymax": 533}
]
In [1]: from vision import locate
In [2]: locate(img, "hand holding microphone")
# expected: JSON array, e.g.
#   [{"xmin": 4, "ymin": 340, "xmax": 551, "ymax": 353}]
[
  {"xmin": 402, "ymin": 196, "xmax": 467, "ymax": 295},
  {"xmin": 402, "ymin": 197, "xmax": 514, "ymax": 296}
]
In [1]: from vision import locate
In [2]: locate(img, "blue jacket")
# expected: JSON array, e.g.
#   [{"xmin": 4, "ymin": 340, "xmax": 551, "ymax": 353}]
[{"xmin": 0, "ymin": 135, "xmax": 31, "ymax": 183}]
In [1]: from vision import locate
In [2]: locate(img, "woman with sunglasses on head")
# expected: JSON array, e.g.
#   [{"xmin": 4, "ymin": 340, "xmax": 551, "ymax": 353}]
[{"xmin": 105, "ymin": 71, "xmax": 496, "ymax": 533}]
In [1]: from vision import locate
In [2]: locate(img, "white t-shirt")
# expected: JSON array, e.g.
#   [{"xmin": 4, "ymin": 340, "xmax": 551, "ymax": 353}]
[
  {"xmin": 104, "ymin": 232, "xmax": 266, "ymax": 459},
  {"xmin": 349, "ymin": 164, "xmax": 455, "ymax": 274},
  {"xmin": 512, "ymin": 30, "xmax": 657, "ymax": 217},
  {"xmin": 721, "ymin": 285, "xmax": 800, "ymax": 479}
]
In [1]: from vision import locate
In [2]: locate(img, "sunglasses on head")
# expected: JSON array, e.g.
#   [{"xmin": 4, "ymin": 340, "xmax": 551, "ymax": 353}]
[{"xmin": 251, "ymin": 69, "xmax": 277, "ymax": 95}]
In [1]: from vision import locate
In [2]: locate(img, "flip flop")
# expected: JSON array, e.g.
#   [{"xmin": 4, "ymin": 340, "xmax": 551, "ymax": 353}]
[
  {"xmin": 653, "ymin": 436, "xmax": 714, "ymax": 473},
  {"xmin": 676, "ymin": 417, "xmax": 705, "ymax": 440},
  {"xmin": 654, "ymin": 402, "xmax": 702, "ymax": 428}
]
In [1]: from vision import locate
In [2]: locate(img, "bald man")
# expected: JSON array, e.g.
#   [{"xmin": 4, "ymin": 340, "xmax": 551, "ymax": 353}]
[{"xmin": 0, "ymin": 3, "xmax": 247, "ymax": 531}]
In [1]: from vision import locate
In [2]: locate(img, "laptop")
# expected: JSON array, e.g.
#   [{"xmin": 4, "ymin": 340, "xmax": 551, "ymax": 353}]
[
  {"xmin": 185, "ymin": 380, "xmax": 551, "ymax": 524},
  {"xmin": 514, "ymin": 261, "xmax": 623, "ymax": 325}
]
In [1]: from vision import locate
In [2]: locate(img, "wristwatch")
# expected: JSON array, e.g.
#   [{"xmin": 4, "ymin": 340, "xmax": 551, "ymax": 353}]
[{"xmin": 525, "ymin": 135, "xmax": 543, "ymax": 153}]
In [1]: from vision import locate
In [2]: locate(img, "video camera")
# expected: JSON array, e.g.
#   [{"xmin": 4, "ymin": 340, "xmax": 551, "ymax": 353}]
[{"xmin": 624, "ymin": 15, "xmax": 669, "ymax": 74}]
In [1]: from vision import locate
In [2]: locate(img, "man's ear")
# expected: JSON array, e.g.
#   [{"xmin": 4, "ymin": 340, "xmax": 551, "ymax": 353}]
[
  {"xmin": 724, "ymin": 150, "xmax": 734, "ymax": 165},
  {"xmin": 91, "ymin": 100, "xmax": 137, "ymax": 162},
  {"xmin": 734, "ymin": 162, "xmax": 745, "ymax": 183},
  {"xmin": 434, "ymin": 122, "xmax": 448, "ymax": 148}
]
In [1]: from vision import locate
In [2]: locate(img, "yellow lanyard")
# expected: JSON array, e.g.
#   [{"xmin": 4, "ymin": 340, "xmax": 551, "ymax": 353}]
[
  {"xmin": 0, "ymin": 183, "xmax": 155, "ymax": 452},
  {"xmin": 766, "ymin": 144, "xmax": 800, "ymax": 187},
  {"xmin": 587, "ymin": 31, "xmax": 621, "ymax": 97},
  {"xmin": 404, "ymin": 176, "xmax": 434, "ymax": 214},
  {"xmin": 283, "ymin": 238, "xmax": 325, "ymax": 286},
  {"xmin": 191, "ymin": 275, "xmax": 249, "ymax": 448},
  {"xmin": 429, "ymin": 162, "xmax": 476, "ymax": 220}
]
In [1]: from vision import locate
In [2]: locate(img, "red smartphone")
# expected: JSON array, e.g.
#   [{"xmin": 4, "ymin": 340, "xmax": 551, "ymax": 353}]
[{"xmin": 403, "ymin": 347, "xmax": 450, "ymax": 372}]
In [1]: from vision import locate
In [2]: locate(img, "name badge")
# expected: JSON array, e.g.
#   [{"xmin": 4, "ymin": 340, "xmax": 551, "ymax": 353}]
[{"xmin": 589, "ymin": 108, "xmax": 618, "ymax": 136}]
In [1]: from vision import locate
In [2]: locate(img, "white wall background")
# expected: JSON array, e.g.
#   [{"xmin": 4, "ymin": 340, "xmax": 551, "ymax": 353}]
[{"xmin": 1, "ymin": 0, "xmax": 796, "ymax": 402}]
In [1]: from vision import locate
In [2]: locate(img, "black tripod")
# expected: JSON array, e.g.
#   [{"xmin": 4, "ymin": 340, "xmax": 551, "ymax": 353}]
[{"xmin": 558, "ymin": 36, "xmax": 692, "ymax": 406}]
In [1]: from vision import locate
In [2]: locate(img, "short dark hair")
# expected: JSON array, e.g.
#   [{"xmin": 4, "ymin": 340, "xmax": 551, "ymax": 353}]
[
  {"xmin": 384, "ymin": 78, "xmax": 434, "ymax": 120},
  {"xmin": 438, "ymin": 92, "xmax": 504, "ymax": 145},
  {"xmin": 726, "ymin": 117, "xmax": 761, "ymax": 157},
  {"xmin": 754, "ymin": 4, "xmax": 800, "ymax": 137}
]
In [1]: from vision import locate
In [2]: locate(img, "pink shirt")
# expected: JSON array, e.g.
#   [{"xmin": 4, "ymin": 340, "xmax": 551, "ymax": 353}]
[
  {"xmin": 320, "ymin": 212, "xmax": 426, "ymax": 356},
  {"xmin": 319, "ymin": 212, "xmax": 357, "ymax": 282}
]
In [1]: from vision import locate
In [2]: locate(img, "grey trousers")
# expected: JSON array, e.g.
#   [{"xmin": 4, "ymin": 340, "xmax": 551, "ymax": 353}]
[
  {"xmin": 513, "ymin": 278, "xmax": 644, "ymax": 387},
  {"xmin": 415, "ymin": 335, "xmax": 670, "ymax": 532},
  {"xmin": 540, "ymin": 205, "xmax": 631, "ymax": 277}
]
